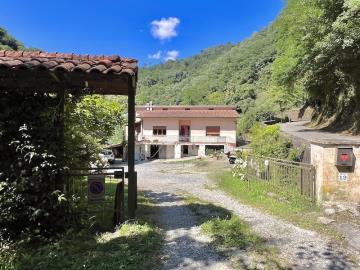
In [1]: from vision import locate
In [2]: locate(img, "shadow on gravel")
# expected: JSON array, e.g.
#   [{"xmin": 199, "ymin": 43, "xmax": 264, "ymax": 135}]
[
  {"xmin": 294, "ymin": 242, "xmax": 354, "ymax": 270},
  {"xmin": 141, "ymin": 190, "xmax": 233, "ymax": 269},
  {"xmin": 141, "ymin": 190, "xmax": 291, "ymax": 270},
  {"xmin": 140, "ymin": 190, "xmax": 357, "ymax": 270}
]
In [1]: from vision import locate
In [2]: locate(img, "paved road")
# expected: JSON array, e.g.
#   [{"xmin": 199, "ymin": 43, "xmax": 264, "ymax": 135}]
[
  {"xmin": 280, "ymin": 121, "xmax": 360, "ymax": 145},
  {"xmin": 133, "ymin": 160, "xmax": 359, "ymax": 270}
]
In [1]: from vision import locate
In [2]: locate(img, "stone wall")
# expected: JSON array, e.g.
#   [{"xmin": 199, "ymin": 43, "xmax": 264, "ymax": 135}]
[{"xmin": 311, "ymin": 143, "xmax": 360, "ymax": 202}]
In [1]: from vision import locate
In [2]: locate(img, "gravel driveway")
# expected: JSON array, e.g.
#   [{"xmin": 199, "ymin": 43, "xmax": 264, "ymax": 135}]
[{"xmin": 134, "ymin": 160, "xmax": 358, "ymax": 270}]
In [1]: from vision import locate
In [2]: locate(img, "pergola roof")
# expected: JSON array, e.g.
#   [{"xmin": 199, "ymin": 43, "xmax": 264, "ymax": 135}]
[{"xmin": 0, "ymin": 50, "xmax": 138, "ymax": 95}]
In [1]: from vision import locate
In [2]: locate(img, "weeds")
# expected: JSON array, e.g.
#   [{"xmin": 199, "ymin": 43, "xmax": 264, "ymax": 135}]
[
  {"xmin": 183, "ymin": 195, "xmax": 288, "ymax": 269},
  {"xmin": 0, "ymin": 190, "xmax": 163, "ymax": 270},
  {"xmin": 216, "ymin": 171, "xmax": 343, "ymax": 240}
]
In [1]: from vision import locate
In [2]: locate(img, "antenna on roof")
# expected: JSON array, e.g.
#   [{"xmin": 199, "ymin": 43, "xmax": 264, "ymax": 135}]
[{"xmin": 146, "ymin": 101, "xmax": 153, "ymax": 111}]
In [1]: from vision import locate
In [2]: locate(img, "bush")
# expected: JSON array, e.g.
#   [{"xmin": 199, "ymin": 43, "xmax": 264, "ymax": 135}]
[
  {"xmin": 249, "ymin": 123, "xmax": 296, "ymax": 160},
  {"xmin": 0, "ymin": 90, "xmax": 124, "ymax": 243}
]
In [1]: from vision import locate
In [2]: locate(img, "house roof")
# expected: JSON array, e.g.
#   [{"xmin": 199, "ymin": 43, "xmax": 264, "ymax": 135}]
[
  {"xmin": 0, "ymin": 50, "xmax": 138, "ymax": 95},
  {"xmin": 137, "ymin": 106, "xmax": 240, "ymax": 118}
]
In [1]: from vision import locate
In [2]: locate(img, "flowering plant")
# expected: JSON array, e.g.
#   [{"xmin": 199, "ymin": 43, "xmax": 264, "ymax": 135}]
[{"xmin": 232, "ymin": 156, "xmax": 248, "ymax": 181}]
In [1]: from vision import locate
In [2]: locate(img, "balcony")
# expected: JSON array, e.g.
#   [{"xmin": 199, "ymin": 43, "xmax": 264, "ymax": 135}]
[{"xmin": 139, "ymin": 135, "xmax": 231, "ymax": 144}]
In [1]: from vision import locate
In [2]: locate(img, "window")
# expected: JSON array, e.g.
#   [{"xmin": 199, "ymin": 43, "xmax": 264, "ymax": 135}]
[
  {"xmin": 153, "ymin": 126, "xmax": 167, "ymax": 136},
  {"xmin": 206, "ymin": 126, "xmax": 220, "ymax": 136}
]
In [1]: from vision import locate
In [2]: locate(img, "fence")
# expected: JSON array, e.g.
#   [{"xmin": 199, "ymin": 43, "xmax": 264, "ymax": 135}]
[
  {"xmin": 246, "ymin": 155, "xmax": 316, "ymax": 200},
  {"xmin": 65, "ymin": 167, "xmax": 126, "ymax": 231}
]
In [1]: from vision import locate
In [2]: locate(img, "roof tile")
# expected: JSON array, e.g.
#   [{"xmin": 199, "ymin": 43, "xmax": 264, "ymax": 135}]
[
  {"xmin": 137, "ymin": 109, "xmax": 239, "ymax": 118},
  {"xmin": 0, "ymin": 50, "xmax": 137, "ymax": 77}
]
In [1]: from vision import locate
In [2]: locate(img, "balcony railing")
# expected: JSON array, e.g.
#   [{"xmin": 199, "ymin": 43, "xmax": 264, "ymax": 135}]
[{"xmin": 138, "ymin": 135, "xmax": 233, "ymax": 144}]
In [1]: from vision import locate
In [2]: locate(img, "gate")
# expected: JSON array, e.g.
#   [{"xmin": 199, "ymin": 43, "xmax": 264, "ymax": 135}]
[
  {"xmin": 246, "ymin": 155, "xmax": 316, "ymax": 201},
  {"xmin": 65, "ymin": 167, "xmax": 126, "ymax": 230}
]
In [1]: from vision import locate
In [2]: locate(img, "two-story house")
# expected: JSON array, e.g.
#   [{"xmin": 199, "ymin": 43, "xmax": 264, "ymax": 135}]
[{"xmin": 130, "ymin": 105, "xmax": 239, "ymax": 160}]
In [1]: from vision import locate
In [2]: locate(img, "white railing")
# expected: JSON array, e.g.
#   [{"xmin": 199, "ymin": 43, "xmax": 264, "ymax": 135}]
[{"xmin": 138, "ymin": 135, "xmax": 233, "ymax": 144}]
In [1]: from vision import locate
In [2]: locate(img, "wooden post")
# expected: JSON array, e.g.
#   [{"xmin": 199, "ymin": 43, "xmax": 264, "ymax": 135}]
[
  {"xmin": 127, "ymin": 77, "xmax": 136, "ymax": 219},
  {"xmin": 56, "ymin": 87, "xmax": 65, "ymax": 191}
]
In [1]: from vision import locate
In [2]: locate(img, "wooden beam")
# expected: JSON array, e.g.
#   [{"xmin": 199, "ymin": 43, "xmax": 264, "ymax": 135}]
[
  {"xmin": 127, "ymin": 77, "xmax": 136, "ymax": 219},
  {"xmin": 56, "ymin": 87, "xmax": 65, "ymax": 191},
  {"xmin": 0, "ymin": 69, "xmax": 131, "ymax": 95}
]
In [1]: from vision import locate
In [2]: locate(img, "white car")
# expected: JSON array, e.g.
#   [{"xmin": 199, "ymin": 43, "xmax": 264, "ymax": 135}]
[{"xmin": 102, "ymin": 149, "xmax": 115, "ymax": 164}]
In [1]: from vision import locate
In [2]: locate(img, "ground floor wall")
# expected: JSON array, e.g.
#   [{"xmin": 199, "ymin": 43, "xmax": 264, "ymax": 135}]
[{"xmin": 135, "ymin": 143, "xmax": 235, "ymax": 160}]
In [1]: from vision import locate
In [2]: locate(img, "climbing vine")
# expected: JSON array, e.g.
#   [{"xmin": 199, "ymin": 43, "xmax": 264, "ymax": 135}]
[{"xmin": 0, "ymin": 89, "xmax": 124, "ymax": 243}]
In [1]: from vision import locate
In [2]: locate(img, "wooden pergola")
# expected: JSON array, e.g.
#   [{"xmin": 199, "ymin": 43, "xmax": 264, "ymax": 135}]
[{"xmin": 0, "ymin": 50, "xmax": 138, "ymax": 218}]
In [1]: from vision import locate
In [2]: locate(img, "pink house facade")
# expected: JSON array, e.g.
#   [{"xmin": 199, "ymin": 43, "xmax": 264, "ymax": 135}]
[{"xmin": 132, "ymin": 105, "xmax": 239, "ymax": 160}]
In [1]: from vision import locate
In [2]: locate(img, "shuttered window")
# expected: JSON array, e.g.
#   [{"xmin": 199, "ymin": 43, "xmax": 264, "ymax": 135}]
[
  {"xmin": 206, "ymin": 126, "xmax": 220, "ymax": 136},
  {"xmin": 153, "ymin": 126, "xmax": 167, "ymax": 136}
]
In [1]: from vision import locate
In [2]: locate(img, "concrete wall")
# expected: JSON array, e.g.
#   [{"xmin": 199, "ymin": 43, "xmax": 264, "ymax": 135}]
[
  {"xmin": 188, "ymin": 145, "xmax": 199, "ymax": 156},
  {"xmin": 159, "ymin": 145, "xmax": 166, "ymax": 159},
  {"xmin": 166, "ymin": 145, "xmax": 175, "ymax": 159},
  {"xmin": 311, "ymin": 144, "xmax": 360, "ymax": 202}
]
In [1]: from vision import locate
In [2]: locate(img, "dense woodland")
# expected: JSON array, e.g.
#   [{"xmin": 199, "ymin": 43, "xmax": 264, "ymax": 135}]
[{"xmin": 138, "ymin": 0, "xmax": 360, "ymax": 134}]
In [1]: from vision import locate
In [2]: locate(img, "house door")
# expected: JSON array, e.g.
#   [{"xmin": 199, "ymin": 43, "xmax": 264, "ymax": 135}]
[
  {"xmin": 179, "ymin": 125, "xmax": 190, "ymax": 142},
  {"xmin": 182, "ymin": 145, "xmax": 189, "ymax": 156}
]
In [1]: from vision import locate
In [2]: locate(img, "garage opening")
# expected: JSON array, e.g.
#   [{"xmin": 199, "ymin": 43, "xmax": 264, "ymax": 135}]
[
  {"xmin": 205, "ymin": 145, "xmax": 224, "ymax": 155},
  {"xmin": 182, "ymin": 145, "xmax": 199, "ymax": 157},
  {"xmin": 150, "ymin": 145, "xmax": 160, "ymax": 159}
]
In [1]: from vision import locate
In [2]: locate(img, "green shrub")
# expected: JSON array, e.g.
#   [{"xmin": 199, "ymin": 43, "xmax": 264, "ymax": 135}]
[
  {"xmin": 249, "ymin": 123, "xmax": 296, "ymax": 160},
  {"xmin": 0, "ymin": 90, "xmax": 124, "ymax": 243}
]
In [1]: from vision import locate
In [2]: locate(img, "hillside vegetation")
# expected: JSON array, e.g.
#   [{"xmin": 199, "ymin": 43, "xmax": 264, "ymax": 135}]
[
  {"xmin": 138, "ymin": 26, "xmax": 299, "ymax": 134},
  {"xmin": 0, "ymin": 27, "xmax": 24, "ymax": 50},
  {"xmin": 2, "ymin": 0, "xmax": 359, "ymax": 134},
  {"xmin": 138, "ymin": 0, "xmax": 360, "ymax": 134}
]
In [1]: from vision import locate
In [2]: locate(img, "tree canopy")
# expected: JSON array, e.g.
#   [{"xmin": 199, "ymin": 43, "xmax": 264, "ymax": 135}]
[{"xmin": 0, "ymin": 27, "xmax": 25, "ymax": 50}]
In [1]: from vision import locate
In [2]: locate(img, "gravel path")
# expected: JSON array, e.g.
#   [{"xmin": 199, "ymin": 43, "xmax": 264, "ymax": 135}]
[
  {"xmin": 135, "ymin": 161, "xmax": 359, "ymax": 270},
  {"xmin": 144, "ymin": 190, "xmax": 233, "ymax": 270}
]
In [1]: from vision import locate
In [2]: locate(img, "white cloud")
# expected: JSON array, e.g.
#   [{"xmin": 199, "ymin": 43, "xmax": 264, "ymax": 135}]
[
  {"xmin": 148, "ymin": 51, "xmax": 162, "ymax": 60},
  {"xmin": 151, "ymin": 17, "xmax": 180, "ymax": 41},
  {"xmin": 164, "ymin": 50, "xmax": 179, "ymax": 61}
]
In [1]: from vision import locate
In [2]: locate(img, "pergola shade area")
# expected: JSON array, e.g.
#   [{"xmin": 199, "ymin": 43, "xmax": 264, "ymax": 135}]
[
  {"xmin": 0, "ymin": 50, "xmax": 138, "ymax": 219},
  {"xmin": 0, "ymin": 50, "xmax": 137, "ymax": 95}
]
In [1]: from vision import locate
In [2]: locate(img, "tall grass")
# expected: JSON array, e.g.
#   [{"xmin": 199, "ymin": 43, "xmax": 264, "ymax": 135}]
[
  {"xmin": 216, "ymin": 172, "xmax": 342, "ymax": 238},
  {"xmin": 1, "ymin": 189, "xmax": 163, "ymax": 270}
]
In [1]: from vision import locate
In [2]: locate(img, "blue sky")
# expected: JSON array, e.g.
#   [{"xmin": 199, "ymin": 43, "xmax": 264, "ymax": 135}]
[{"xmin": 0, "ymin": 0, "xmax": 284, "ymax": 65}]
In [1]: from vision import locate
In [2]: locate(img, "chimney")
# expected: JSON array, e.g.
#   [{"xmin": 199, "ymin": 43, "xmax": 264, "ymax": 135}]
[{"xmin": 146, "ymin": 101, "xmax": 153, "ymax": 111}]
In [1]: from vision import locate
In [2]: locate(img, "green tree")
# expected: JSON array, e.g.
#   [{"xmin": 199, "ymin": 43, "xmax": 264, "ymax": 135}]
[
  {"xmin": 273, "ymin": 0, "xmax": 360, "ymax": 132},
  {"xmin": 249, "ymin": 124, "xmax": 294, "ymax": 159},
  {"xmin": 65, "ymin": 95, "xmax": 125, "ymax": 169}
]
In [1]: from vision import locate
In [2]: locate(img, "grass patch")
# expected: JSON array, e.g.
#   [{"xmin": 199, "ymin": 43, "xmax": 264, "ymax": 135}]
[
  {"xmin": 202, "ymin": 216, "xmax": 265, "ymax": 251},
  {"xmin": 1, "ymin": 189, "xmax": 163, "ymax": 270},
  {"xmin": 216, "ymin": 171, "xmax": 343, "ymax": 240},
  {"xmin": 183, "ymin": 195, "xmax": 288, "ymax": 269}
]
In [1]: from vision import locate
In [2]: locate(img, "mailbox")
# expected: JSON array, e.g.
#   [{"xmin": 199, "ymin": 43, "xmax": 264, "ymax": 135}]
[{"xmin": 336, "ymin": 147, "xmax": 354, "ymax": 167}]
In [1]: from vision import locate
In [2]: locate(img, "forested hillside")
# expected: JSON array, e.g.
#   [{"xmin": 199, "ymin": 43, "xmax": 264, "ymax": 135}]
[
  {"xmin": 138, "ymin": 0, "xmax": 360, "ymax": 134},
  {"xmin": 0, "ymin": 27, "xmax": 24, "ymax": 50},
  {"xmin": 138, "ymin": 26, "xmax": 299, "ymax": 133},
  {"xmin": 273, "ymin": 0, "xmax": 360, "ymax": 133},
  {"xmin": 2, "ymin": 0, "xmax": 359, "ymax": 134}
]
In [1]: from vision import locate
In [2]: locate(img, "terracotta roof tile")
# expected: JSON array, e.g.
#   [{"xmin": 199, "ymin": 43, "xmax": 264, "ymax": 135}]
[
  {"xmin": 137, "ymin": 109, "xmax": 239, "ymax": 118},
  {"xmin": 0, "ymin": 50, "xmax": 138, "ymax": 77}
]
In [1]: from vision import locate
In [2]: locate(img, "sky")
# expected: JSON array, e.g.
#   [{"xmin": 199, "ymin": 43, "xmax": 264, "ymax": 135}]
[{"xmin": 0, "ymin": 0, "xmax": 284, "ymax": 66}]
